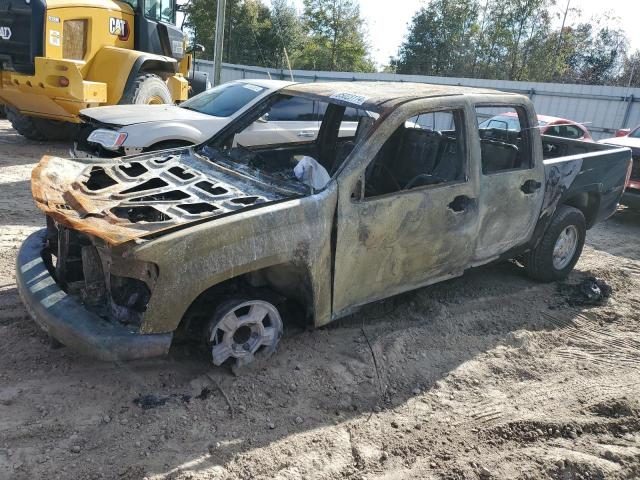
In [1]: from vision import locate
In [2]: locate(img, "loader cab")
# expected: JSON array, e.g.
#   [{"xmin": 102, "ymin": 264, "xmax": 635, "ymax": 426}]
[{"xmin": 132, "ymin": 0, "xmax": 185, "ymax": 61}]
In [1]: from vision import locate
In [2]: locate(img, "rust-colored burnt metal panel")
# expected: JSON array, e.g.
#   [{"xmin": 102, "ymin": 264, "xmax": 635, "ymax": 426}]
[
  {"xmin": 281, "ymin": 82, "xmax": 512, "ymax": 112},
  {"xmin": 31, "ymin": 151, "xmax": 296, "ymax": 246}
]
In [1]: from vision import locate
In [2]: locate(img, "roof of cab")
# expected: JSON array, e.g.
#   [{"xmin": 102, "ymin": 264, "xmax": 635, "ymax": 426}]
[{"xmin": 281, "ymin": 81, "xmax": 517, "ymax": 111}]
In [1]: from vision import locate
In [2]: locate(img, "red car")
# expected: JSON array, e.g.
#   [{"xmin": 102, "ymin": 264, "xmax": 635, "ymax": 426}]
[
  {"xmin": 479, "ymin": 113, "xmax": 594, "ymax": 141},
  {"xmin": 600, "ymin": 126, "xmax": 640, "ymax": 209}
]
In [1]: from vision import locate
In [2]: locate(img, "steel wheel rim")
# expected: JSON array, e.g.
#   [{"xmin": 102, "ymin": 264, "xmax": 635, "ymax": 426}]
[
  {"xmin": 209, "ymin": 300, "xmax": 282, "ymax": 367},
  {"xmin": 553, "ymin": 225, "xmax": 579, "ymax": 270}
]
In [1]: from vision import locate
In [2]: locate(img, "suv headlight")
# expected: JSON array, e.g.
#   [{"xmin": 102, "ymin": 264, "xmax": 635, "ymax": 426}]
[
  {"xmin": 63, "ymin": 19, "xmax": 88, "ymax": 60},
  {"xmin": 87, "ymin": 129, "xmax": 128, "ymax": 150}
]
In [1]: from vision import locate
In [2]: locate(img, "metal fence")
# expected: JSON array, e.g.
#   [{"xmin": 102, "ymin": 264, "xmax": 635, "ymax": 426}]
[{"xmin": 195, "ymin": 60, "xmax": 640, "ymax": 140}]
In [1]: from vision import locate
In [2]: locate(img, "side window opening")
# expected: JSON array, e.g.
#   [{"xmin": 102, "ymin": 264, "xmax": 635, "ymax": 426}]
[
  {"xmin": 476, "ymin": 106, "xmax": 532, "ymax": 174},
  {"xmin": 364, "ymin": 110, "xmax": 466, "ymax": 198}
]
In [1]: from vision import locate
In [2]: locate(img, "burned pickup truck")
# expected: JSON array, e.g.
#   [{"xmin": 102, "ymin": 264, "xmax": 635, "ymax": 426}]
[{"xmin": 17, "ymin": 82, "xmax": 632, "ymax": 369}]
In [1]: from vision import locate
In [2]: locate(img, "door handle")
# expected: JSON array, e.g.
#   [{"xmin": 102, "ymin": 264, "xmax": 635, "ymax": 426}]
[
  {"xmin": 448, "ymin": 195, "xmax": 472, "ymax": 213},
  {"xmin": 297, "ymin": 131, "xmax": 315, "ymax": 138},
  {"xmin": 521, "ymin": 179, "xmax": 542, "ymax": 194}
]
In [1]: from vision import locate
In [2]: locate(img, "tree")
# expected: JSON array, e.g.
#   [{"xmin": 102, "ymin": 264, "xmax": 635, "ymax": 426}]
[
  {"xmin": 183, "ymin": 0, "xmax": 304, "ymax": 69},
  {"xmin": 263, "ymin": 0, "xmax": 304, "ymax": 69},
  {"xmin": 297, "ymin": 0, "xmax": 374, "ymax": 72},
  {"xmin": 392, "ymin": 0, "xmax": 480, "ymax": 76},
  {"xmin": 620, "ymin": 51, "xmax": 640, "ymax": 88}
]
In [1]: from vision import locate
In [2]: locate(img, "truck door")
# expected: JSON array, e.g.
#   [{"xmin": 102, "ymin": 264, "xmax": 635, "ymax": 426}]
[
  {"xmin": 332, "ymin": 102, "xmax": 479, "ymax": 317},
  {"xmin": 473, "ymin": 105, "xmax": 545, "ymax": 262}
]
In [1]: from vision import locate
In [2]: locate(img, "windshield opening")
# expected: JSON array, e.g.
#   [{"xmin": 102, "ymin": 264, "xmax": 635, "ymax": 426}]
[
  {"xmin": 199, "ymin": 93, "xmax": 379, "ymax": 192},
  {"xmin": 181, "ymin": 82, "xmax": 266, "ymax": 117}
]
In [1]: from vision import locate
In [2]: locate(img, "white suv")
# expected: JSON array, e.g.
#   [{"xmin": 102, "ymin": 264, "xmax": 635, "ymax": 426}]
[{"xmin": 74, "ymin": 79, "xmax": 370, "ymax": 158}]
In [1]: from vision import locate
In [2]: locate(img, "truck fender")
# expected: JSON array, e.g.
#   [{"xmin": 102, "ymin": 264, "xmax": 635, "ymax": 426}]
[{"xmin": 86, "ymin": 47, "xmax": 178, "ymax": 105}]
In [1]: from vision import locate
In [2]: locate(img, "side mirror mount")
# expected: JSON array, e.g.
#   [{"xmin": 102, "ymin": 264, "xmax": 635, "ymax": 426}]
[{"xmin": 257, "ymin": 112, "xmax": 270, "ymax": 123}]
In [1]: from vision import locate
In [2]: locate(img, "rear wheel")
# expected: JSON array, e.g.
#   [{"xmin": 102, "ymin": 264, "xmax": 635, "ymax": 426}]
[
  {"xmin": 206, "ymin": 297, "xmax": 283, "ymax": 374},
  {"xmin": 523, "ymin": 205, "xmax": 586, "ymax": 282},
  {"xmin": 120, "ymin": 73, "xmax": 173, "ymax": 105},
  {"xmin": 5, "ymin": 107, "xmax": 77, "ymax": 141}
]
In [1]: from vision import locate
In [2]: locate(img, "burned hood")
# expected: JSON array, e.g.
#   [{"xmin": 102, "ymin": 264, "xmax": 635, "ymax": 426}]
[{"xmin": 32, "ymin": 150, "xmax": 298, "ymax": 246}]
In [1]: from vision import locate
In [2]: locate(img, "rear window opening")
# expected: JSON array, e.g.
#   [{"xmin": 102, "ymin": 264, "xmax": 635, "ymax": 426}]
[
  {"xmin": 111, "ymin": 206, "xmax": 171, "ymax": 223},
  {"xmin": 120, "ymin": 162, "xmax": 148, "ymax": 178},
  {"xmin": 84, "ymin": 167, "xmax": 117, "ymax": 191},
  {"xmin": 177, "ymin": 203, "xmax": 219, "ymax": 214},
  {"xmin": 195, "ymin": 181, "xmax": 229, "ymax": 196},
  {"xmin": 130, "ymin": 190, "xmax": 190, "ymax": 202},
  {"xmin": 121, "ymin": 178, "xmax": 169, "ymax": 194}
]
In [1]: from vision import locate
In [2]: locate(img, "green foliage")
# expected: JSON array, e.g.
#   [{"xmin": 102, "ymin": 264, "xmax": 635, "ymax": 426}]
[
  {"xmin": 393, "ymin": 0, "xmax": 635, "ymax": 86},
  {"xmin": 184, "ymin": 0, "xmax": 372, "ymax": 72},
  {"xmin": 296, "ymin": 0, "xmax": 374, "ymax": 72},
  {"xmin": 183, "ymin": 0, "xmax": 637, "ymax": 85}
]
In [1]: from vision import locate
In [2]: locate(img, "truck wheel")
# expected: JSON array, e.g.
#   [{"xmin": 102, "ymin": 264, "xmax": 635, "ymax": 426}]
[
  {"xmin": 5, "ymin": 107, "xmax": 77, "ymax": 141},
  {"xmin": 524, "ymin": 205, "xmax": 586, "ymax": 282},
  {"xmin": 206, "ymin": 298, "xmax": 283, "ymax": 374},
  {"xmin": 120, "ymin": 74, "xmax": 173, "ymax": 105}
]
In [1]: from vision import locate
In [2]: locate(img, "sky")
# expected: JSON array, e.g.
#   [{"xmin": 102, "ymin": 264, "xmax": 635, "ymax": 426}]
[{"xmin": 271, "ymin": 0, "xmax": 640, "ymax": 68}]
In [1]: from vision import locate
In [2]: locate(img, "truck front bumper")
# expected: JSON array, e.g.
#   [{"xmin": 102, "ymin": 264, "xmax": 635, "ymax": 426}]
[
  {"xmin": 16, "ymin": 229, "xmax": 172, "ymax": 361},
  {"xmin": 0, "ymin": 58, "xmax": 107, "ymax": 122},
  {"xmin": 622, "ymin": 189, "xmax": 640, "ymax": 210}
]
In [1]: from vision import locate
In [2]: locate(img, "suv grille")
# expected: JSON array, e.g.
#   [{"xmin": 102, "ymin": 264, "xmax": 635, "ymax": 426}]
[{"xmin": 0, "ymin": 0, "xmax": 43, "ymax": 74}]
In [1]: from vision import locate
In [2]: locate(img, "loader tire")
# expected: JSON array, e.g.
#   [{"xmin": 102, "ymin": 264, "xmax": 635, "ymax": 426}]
[
  {"xmin": 120, "ymin": 74, "xmax": 173, "ymax": 105},
  {"xmin": 523, "ymin": 205, "xmax": 586, "ymax": 282},
  {"xmin": 5, "ymin": 107, "xmax": 76, "ymax": 141}
]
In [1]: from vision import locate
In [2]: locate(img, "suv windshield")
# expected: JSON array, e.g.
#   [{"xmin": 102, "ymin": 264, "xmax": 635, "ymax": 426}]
[
  {"xmin": 180, "ymin": 82, "xmax": 266, "ymax": 118},
  {"xmin": 630, "ymin": 127, "xmax": 640, "ymax": 139}
]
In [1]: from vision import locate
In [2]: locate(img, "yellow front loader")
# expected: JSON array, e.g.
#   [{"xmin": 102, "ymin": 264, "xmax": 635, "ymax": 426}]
[{"xmin": 0, "ymin": 0, "xmax": 205, "ymax": 140}]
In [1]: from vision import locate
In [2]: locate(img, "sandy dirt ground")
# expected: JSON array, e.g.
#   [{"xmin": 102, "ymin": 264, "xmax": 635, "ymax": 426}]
[{"xmin": 0, "ymin": 118, "xmax": 639, "ymax": 480}]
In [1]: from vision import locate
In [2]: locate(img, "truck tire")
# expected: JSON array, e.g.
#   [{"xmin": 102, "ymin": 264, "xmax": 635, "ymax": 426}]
[
  {"xmin": 524, "ymin": 205, "xmax": 586, "ymax": 282},
  {"xmin": 5, "ymin": 107, "xmax": 77, "ymax": 141},
  {"xmin": 206, "ymin": 297, "xmax": 283, "ymax": 374},
  {"xmin": 120, "ymin": 74, "xmax": 173, "ymax": 105}
]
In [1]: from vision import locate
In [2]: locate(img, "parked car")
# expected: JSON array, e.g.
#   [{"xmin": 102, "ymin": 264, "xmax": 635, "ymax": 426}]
[
  {"xmin": 479, "ymin": 112, "xmax": 593, "ymax": 141},
  {"xmin": 600, "ymin": 126, "xmax": 640, "ymax": 209},
  {"xmin": 74, "ymin": 79, "xmax": 371, "ymax": 158},
  {"xmin": 17, "ymin": 82, "xmax": 631, "ymax": 371}
]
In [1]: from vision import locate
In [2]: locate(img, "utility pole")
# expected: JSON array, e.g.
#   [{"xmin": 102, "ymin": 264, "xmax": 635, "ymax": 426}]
[{"xmin": 213, "ymin": 0, "xmax": 227, "ymax": 86}]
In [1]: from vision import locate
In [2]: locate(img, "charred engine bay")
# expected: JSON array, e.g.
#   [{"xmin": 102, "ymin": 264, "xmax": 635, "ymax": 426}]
[{"xmin": 31, "ymin": 149, "xmax": 303, "ymax": 245}]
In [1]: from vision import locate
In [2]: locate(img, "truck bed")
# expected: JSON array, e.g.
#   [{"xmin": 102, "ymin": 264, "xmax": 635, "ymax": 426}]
[{"xmin": 540, "ymin": 135, "xmax": 632, "ymax": 229}]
